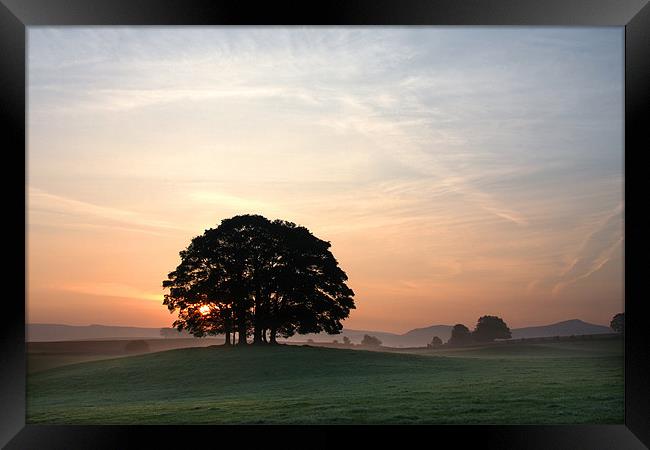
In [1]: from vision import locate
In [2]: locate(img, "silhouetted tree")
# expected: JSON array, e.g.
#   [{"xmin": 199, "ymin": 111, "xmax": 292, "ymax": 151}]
[
  {"xmin": 472, "ymin": 315, "xmax": 512, "ymax": 342},
  {"xmin": 163, "ymin": 215, "xmax": 355, "ymax": 346},
  {"xmin": 428, "ymin": 336, "xmax": 443, "ymax": 348},
  {"xmin": 361, "ymin": 334, "xmax": 382, "ymax": 346},
  {"xmin": 262, "ymin": 220, "xmax": 355, "ymax": 344},
  {"xmin": 343, "ymin": 336, "xmax": 351, "ymax": 346},
  {"xmin": 447, "ymin": 324, "xmax": 473, "ymax": 346},
  {"xmin": 610, "ymin": 312, "xmax": 624, "ymax": 334}
]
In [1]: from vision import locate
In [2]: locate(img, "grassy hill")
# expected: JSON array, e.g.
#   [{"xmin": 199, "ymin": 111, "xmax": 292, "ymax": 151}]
[
  {"xmin": 27, "ymin": 338, "xmax": 223, "ymax": 373},
  {"xmin": 27, "ymin": 339, "xmax": 623, "ymax": 425}
]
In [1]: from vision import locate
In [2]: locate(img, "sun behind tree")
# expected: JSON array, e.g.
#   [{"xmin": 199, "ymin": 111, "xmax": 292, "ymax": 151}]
[{"xmin": 162, "ymin": 214, "xmax": 356, "ymax": 346}]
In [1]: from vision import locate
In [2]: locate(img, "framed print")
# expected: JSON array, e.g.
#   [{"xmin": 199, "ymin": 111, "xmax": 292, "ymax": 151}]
[{"xmin": 1, "ymin": 0, "xmax": 649, "ymax": 448}]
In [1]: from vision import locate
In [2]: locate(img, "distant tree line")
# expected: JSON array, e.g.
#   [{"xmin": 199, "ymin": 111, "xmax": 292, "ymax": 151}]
[
  {"xmin": 163, "ymin": 215, "xmax": 355, "ymax": 346},
  {"xmin": 361, "ymin": 334, "xmax": 382, "ymax": 347},
  {"xmin": 433, "ymin": 312, "xmax": 625, "ymax": 348},
  {"xmin": 444, "ymin": 315, "xmax": 512, "ymax": 347}
]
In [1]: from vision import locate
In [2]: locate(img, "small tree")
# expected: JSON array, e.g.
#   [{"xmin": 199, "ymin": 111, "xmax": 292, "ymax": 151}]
[
  {"xmin": 332, "ymin": 339, "xmax": 339, "ymax": 345},
  {"xmin": 428, "ymin": 336, "xmax": 443, "ymax": 348},
  {"xmin": 447, "ymin": 324, "xmax": 473, "ymax": 346},
  {"xmin": 361, "ymin": 334, "xmax": 382, "ymax": 347},
  {"xmin": 343, "ymin": 336, "xmax": 351, "ymax": 346},
  {"xmin": 472, "ymin": 315, "xmax": 512, "ymax": 342},
  {"xmin": 610, "ymin": 312, "xmax": 624, "ymax": 334}
]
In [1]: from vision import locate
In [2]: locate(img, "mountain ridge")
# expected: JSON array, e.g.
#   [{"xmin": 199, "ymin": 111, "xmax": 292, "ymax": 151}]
[{"xmin": 27, "ymin": 318, "xmax": 613, "ymax": 345}]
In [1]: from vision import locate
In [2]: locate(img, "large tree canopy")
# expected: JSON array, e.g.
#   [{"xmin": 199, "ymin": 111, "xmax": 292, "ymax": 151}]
[{"xmin": 162, "ymin": 215, "xmax": 355, "ymax": 345}]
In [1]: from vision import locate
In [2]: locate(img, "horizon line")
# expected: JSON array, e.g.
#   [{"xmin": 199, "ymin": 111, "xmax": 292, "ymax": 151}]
[{"xmin": 26, "ymin": 317, "xmax": 612, "ymax": 334}]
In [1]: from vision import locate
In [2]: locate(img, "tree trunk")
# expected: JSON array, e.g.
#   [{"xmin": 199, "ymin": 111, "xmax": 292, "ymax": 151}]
[
  {"xmin": 269, "ymin": 300, "xmax": 279, "ymax": 345},
  {"xmin": 252, "ymin": 289, "xmax": 263, "ymax": 345},
  {"xmin": 262, "ymin": 329, "xmax": 268, "ymax": 344},
  {"xmin": 223, "ymin": 312, "xmax": 232, "ymax": 345},
  {"xmin": 237, "ymin": 313, "xmax": 247, "ymax": 345},
  {"xmin": 253, "ymin": 330, "xmax": 262, "ymax": 344},
  {"xmin": 224, "ymin": 324, "xmax": 231, "ymax": 346},
  {"xmin": 252, "ymin": 313, "xmax": 262, "ymax": 344}
]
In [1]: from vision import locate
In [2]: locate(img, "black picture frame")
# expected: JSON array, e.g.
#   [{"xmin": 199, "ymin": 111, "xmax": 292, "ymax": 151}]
[{"xmin": 2, "ymin": 0, "xmax": 648, "ymax": 448}]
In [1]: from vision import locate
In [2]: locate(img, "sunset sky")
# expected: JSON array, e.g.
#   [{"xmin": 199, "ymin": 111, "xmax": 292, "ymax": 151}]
[{"xmin": 27, "ymin": 27, "xmax": 624, "ymax": 333}]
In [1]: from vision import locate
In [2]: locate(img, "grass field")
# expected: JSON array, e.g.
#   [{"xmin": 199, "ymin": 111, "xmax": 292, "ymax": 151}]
[{"xmin": 27, "ymin": 338, "xmax": 623, "ymax": 424}]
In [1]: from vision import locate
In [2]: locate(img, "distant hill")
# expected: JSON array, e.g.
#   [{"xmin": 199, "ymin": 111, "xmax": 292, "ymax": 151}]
[
  {"xmin": 400, "ymin": 325, "xmax": 455, "ymax": 346},
  {"xmin": 28, "ymin": 318, "xmax": 612, "ymax": 345},
  {"xmin": 27, "ymin": 324, "xmax": 193, "ymax": 342},
  {"xmin": 510, "ymin": 319, "xmax": 612, "ymax": 339}
]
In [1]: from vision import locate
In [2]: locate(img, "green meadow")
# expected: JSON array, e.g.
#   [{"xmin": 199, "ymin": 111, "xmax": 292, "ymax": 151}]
[{"xmin": 27, "ymin": 338, "xmax": 623, "ymax": 425}]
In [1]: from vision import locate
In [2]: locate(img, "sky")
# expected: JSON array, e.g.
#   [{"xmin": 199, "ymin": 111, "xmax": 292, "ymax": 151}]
[{"xmin": 27, "ymin": 27, "xmax": 624, "ymax": 333}]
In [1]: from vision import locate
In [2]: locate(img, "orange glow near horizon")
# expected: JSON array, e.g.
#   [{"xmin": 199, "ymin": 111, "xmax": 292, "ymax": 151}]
[{"xmin": 26, "ymin": 28, "xmax": 624, "ymax": 333}]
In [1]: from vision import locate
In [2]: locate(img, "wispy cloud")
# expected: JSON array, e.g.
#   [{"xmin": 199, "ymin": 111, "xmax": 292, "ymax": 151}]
[
  {"xmin": 28, "ymin": 187, "xmax": 184, "ymax": 235},
  {"xmin": 528, "ymin": 203, "xmax": 624, "ymax": 297},
  {"xmin": 53, "ymin": 281, "xmax": 163, "ymax": 302},
  {"xmin": 550, "ymin": 204, "xmax": 624, "ymax": 295}
]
